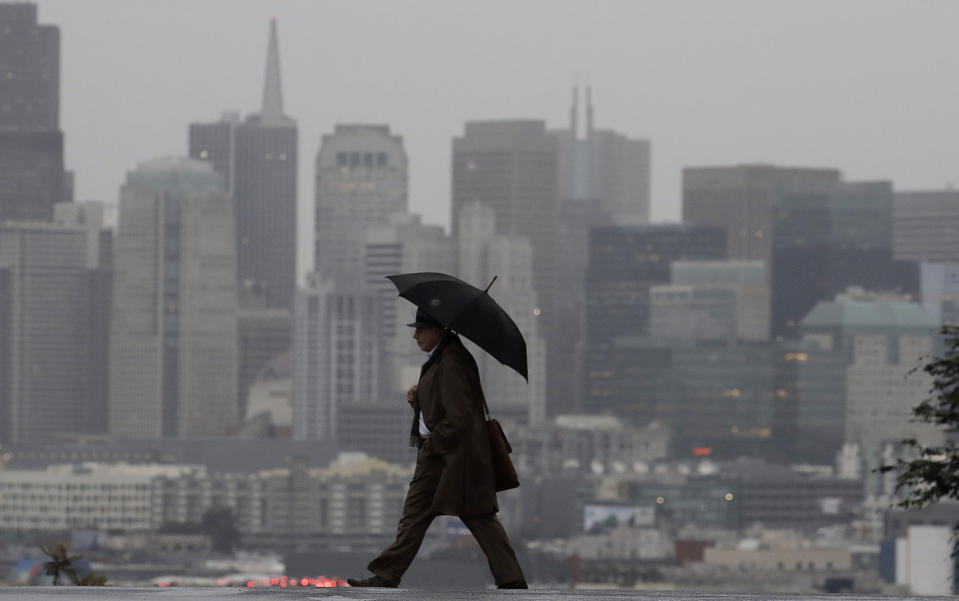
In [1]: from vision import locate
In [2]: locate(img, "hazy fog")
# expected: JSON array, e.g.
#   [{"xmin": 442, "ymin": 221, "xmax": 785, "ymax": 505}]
[{"xmin": 39, "ymin": 0, "xmax": 959, "ymax": 280}]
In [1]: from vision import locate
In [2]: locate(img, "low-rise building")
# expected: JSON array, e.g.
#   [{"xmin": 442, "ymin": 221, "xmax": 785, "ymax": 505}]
[
  {"xmin": 567, "ymin": 526, "xmax": 673, "ymax": 561},
  {"xmin": 0, "ymin": 463, "xmax": 199, "ymax": 531},
  {"xmin": 512, "ymin": 415, "xmax": 669, "ymax": 477},
  {"xmin": 0, "ymin": 453, "xmax": 411, "ymax": 541},
  {"xmin": 703, "ymin": 546, "xmax": 852, "ymax": 572}
]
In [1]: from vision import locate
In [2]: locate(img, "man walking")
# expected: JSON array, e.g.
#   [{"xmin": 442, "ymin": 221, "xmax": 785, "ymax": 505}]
[{"xmin": 348, "ymin": 308, "xmax": 527, "ymax": 589}]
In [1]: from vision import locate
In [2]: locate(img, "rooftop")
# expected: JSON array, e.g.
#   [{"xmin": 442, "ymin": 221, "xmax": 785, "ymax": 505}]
[{"xmin": 801, "ymin": 300, "xmax": 938, "ymax": 330}]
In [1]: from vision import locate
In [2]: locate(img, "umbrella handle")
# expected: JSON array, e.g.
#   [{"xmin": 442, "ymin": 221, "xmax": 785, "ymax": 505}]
[{"xmin": 484, "ymin": 276, "xmax": 498, "ymax": 293}]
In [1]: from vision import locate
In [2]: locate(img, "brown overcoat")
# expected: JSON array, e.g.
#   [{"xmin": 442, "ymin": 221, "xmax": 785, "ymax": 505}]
[{"xmin": 415, "ymin": 334, "xmax": 498, "ymax": 517}]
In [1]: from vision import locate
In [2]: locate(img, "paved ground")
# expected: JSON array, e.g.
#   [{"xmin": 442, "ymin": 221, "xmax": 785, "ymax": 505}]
[{"xmin": 0, "ymin": 589, "xmax": 944, "ymax": 600}]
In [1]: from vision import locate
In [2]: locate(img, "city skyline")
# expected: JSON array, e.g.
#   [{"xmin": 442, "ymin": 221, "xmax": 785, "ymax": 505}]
[{"xmin": 34, "ymin": 0, "xmax": 959, "ymax": 283}]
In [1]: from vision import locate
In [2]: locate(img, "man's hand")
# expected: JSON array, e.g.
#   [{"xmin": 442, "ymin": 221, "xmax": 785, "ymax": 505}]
[{"xmin": 407, "ymin": 384, "xmax": 418, "ymax": 406}]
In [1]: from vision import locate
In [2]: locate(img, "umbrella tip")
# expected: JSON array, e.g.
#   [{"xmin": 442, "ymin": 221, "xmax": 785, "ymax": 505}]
[{"xmin": 484, "ymin": 276, "xmax": 498, "ymax": 293}]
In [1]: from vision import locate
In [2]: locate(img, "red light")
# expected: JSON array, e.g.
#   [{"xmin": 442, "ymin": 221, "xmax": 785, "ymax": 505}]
[
  {"xmin": 338, "ymin": 578, "xmax": 348, "ymax": 587},
  {"xmin": 157, "ymin": 582, "xmax": 170, "ymax": 587},
  {"xmin": 290, "ymin": 579, "xmax": 297, "ymax": 587},
  {"xmin": 301, "ymin": 578, "xmax": 309, "ymax": 586},
  {"xmin": 271, "ymin": 578, "xmax": 279, "ymax": 585},
  {"xmin": 693, "ymin": 447, "xmax": 712, "ymax": 456},
  {"xmin": 246, "ymin": 581, "xmax": 256, "ymax": 588},
  {"xmin": 280, "ymin": 582, "xmax": 287, "ymax": 588}
]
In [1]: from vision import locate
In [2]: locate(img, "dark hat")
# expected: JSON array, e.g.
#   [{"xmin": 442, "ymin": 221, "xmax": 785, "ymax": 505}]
[{"xmin": 406, "ymin": 307, "xmax": 443, "ymax": 329}]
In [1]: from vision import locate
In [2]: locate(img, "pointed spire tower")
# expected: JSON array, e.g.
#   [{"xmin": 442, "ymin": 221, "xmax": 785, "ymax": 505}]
[{"xmin": 260, "ymin": 17, "xmax": 287, "ymax": 125}]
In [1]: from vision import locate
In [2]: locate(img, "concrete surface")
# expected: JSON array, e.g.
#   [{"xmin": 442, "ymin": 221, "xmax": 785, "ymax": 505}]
[{"xmin": 0, "ymin": 589, "xmax": 945, "ymax": 600}]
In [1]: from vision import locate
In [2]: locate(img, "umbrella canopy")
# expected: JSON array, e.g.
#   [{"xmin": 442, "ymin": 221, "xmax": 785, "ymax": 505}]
[{"xmin": 386, "ymin": 272, "xmax": 528, "ymax": 380}]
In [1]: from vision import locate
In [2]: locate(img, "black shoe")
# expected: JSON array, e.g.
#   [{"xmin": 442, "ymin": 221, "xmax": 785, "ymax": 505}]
[
  {"xmin": 346, "ymin": 574, "xmax": 399, "ymax": 588},
  {"xmin": 498, "ymin": 580, "xmax": 528, "ymax": 589}
]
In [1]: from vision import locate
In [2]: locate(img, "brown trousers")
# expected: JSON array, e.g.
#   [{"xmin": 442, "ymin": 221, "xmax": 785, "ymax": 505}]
[{"xmin": 367, "ymin": 446, "xmax": 525, "ymax": 586}]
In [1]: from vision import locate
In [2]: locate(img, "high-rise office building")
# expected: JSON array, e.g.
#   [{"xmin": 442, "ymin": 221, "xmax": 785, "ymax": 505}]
[
  {"xmin": 293, "ymin": 274, "xmax": 380, "ymax": 441},
  {"xmin": 189, "ymin": 18, "xmax": 296, "ymax": 310},
  {"xmin": 109, "ymin": 157, "xmax": 238, "ymax": 438},
  {"xmin": 894, "ymin": 190, "xmax": 959, "ymax": 263},
  {"xmin": 920, "ymin": 262, "xmax": 959, "ymax": 326},
  {"xmin": 238, "ymin": 279, "xmax": 291, "ymax": 419},
  {"xmin": 586, "ymin": 224, "xmax": 726, "ymax": 346},
  {"xmin": 650, "ymin": 260, "xmax": 769, "ymax": 342},
  {"xmin": 682, "ymin": 165, "xmax": 841, "ymax": 263},
  {"xmin": 0, "ymin": 3, "xmax": 63, "ymax": 222},
  {"xmin": 457, "ymin": 201, "xmax": 546, "ymax": 426},
  {"xmin": 365, "ymin": 213, "xmax": 457, "ymax": 395},
  {"xmin": 53, "ymin": 202, "xmax": 113, "ymax": 435},
  {"xmin": 684, "ymin": 166, "xmax": 919, "ymax": 339},
  {"xmin": 553, "ymin": 87, "xmax": 651, "ymax": 222},
  {"xmin": 547, "ymin": 198, "xmax": 614, "ymax": 415},
  {"xmin": 594, "ymin": 337, "xmax": 782, "ymax": 459},
  {"xmin": 797, "ymin": 298, "xmax": 941, "ymax": 468},
  {"xmin": 452, "ymin": 121, "xmax": 559, "ymax": 329},
  {"xmin": 584, "ymin": 224, "xmax": 726, "ymax": 413},
  {"xmin": 0, "ymin": 3, "xmax": 58, "ymax": 129},
  {"xmin": 452, "ymin": 93, "xmax": 650, "ymax": 417},
  {"xmin": 546, "ymin": 87, "xmax": 650, "ymax": 415},
  {"xmin": 771, "ymin": 180, "xmax": 918, "ymax": 338},
  {"xmin": 0, "ymin": 222, "xmax": 92, "ymax": 444},
  {"xmin": 314, "ymin": 125, "xmax": 407, "ymax": 288}
]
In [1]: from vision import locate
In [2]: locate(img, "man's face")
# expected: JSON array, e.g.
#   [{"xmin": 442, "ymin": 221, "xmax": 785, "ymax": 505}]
[{"xmin": 413, "ymin": 325, "xmax": 444, "ymax": 353}]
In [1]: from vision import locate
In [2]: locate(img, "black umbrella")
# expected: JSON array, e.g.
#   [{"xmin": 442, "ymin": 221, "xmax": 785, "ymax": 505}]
[{"xmin": 386, "ymin": 272, "xmax": 528, "ymax": 380}]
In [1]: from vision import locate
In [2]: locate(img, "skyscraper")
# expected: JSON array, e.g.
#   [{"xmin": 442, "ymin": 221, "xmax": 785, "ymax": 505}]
[
  {"xmin": 314, "ymin": 125, "xmax": 407, "ymax": 289},
  {"xmin": 893, "ymin": 190, "xmax": 959, "ymax": 263},
  {"xmin": 552, "ymin": 88, "xmax": 651, "ymax": 415},
  {"xmin": 650, "ymin": 260, "xmax": 770, "ymax": 343},
  {"xmin": 584, "ymin": 224, "xmax": 726, "ymax": 413},
  {"xmin": 109, "ymin": 157, "xmax": 238, "ymax": 438},
  {"xmin": 554, "ymin": 87, "xmax": 651, "ymax": 222},
  {"xmin": 682, "ymin": 165, "xmax": 841, "ymax": 263},
  {"xmin": 53, "ymin": 202, "xmax": 113, "ymax": 435},
  {"xmin": 452, "ymin": 120, "xmax": 559, "ymax": 324},
  {"xmin": 365, "ymin": 213, "xmax": 457, "ymax": 395},
  {"xmin": 683, "ymin": 166, "xmax": 918, "ymax": 339},
  {"xmin": 189, "ymin": 18, "xmax": 297, "ymax": 310},
  {"xmin": 0, "ymin": 3, "xmax": 63, "ymax": 221},
  {"xmin": 920, "ymin": 262, "xmax": 959, "ymax": 326},
  {"xmin": 797, "ymin": 297, "xmax": 940, "ymax": 467},
  {"xmin": 457, "ymin": 201, "xmax": 547, "ymax": 426},
  {"xmin": 771, "ymin": 180, "xmax": 918, "ymax": 338},
  {"xmin": 237, "ymin": 279, "xmax": 291, "ymax": 419},
  {"xmin": 452, "ymin": 119, "xmax": 559, "ymax": 422},
  {"xmin": 0, "ymin": 222, "xmax": 92, "ymax": 444},
  {"xmin": 595, "ymin": 337, "xmax": 782, "ymax": 459},
  {"xmin": 293, "ymin": 274, "xmax": 380, "ymax": 441}
]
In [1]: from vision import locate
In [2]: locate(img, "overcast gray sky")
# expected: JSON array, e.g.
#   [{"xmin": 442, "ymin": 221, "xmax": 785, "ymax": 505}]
[{"xmin": 38, "ymin": 0, "xmax": 959, "ymax": 279}]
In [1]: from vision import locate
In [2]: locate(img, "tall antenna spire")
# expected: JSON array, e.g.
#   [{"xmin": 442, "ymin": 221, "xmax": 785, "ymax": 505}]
[
  {"xmin": 586, "ymin": 85, "xmax": 594, "ymax": 138},
  {"xmin": 570, "ymin": 85, "xmax": 579, "ymax": 139},
  {"xmin": 260, "ymin": 17, "xmax": 284, "ymax": 123}
]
